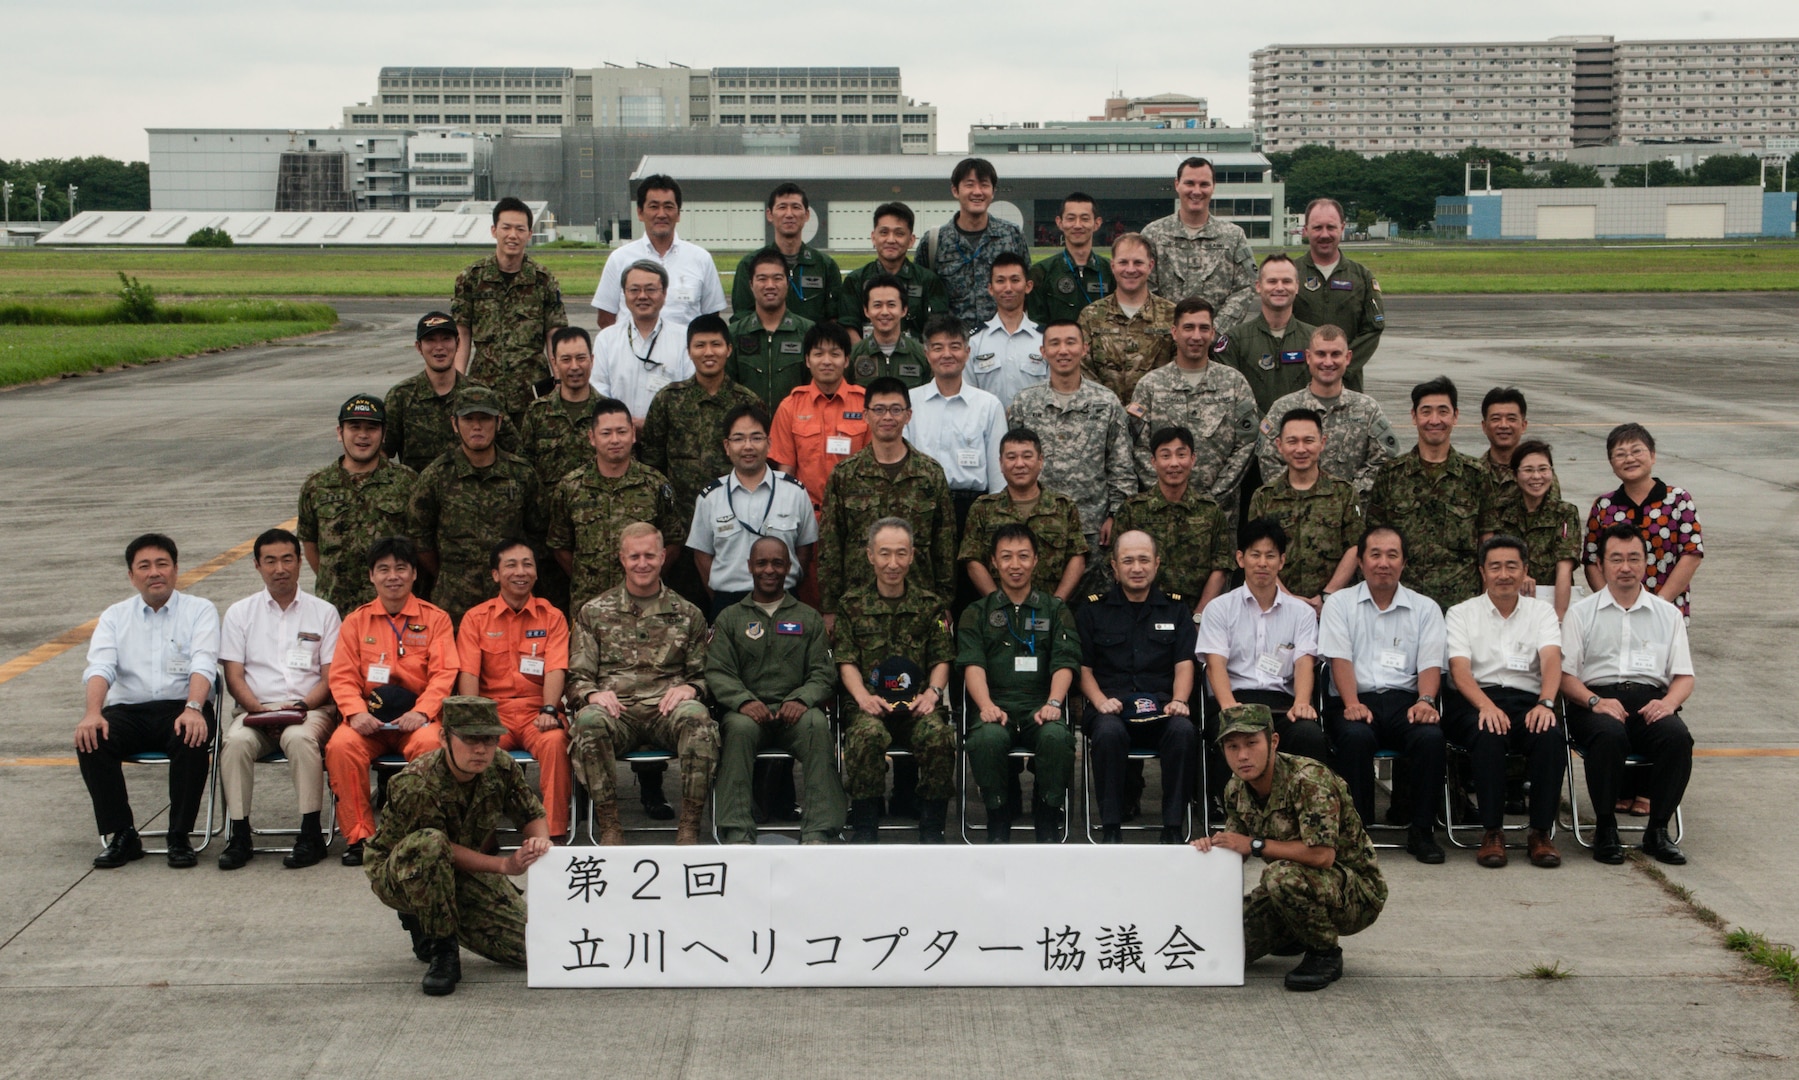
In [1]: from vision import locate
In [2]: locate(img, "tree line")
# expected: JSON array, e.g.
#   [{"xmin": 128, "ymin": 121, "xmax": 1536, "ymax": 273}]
[{"xmin": 1, "ymin": 157, "xmax": 150, "ymax": 222}]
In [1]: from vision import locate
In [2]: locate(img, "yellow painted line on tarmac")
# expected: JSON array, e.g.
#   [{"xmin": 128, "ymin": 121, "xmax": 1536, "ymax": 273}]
[
  {"xmin": 1534, "ymin": 421, "xmax": 1799, "ymax": 428},
  {"xmin": 1694, "ymin": 748, "xmax": 1799, "ymax": 758},
  {"xmin": 0, "ymin": 519, "xmax": 296, "ymax": 687}
]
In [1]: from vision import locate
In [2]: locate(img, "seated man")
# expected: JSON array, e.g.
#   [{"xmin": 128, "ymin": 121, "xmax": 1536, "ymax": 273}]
[
  {"xmin": 958, "ymin": 524, "xmax": 1081, "ymax": 842},
  {"xmin": 216, "ymin": 527, "xmax": 342, "ymax": 871},
  {"xmin": 833, "ymin": 517, "xmax": 957, "ymax": 844},
  {"xmin": 706, "ymin": 537, "xmax": 846, "ymax": 845},
  {"xmin": 1560, "ymin": 523, "xmax": 1696, "ymax": 865},
  {"xmin": 365, "ymin": 696, "xmax": 551, "ymax": 997},
  {"xmin": 1076, "ymin": 530, "xmax": 1199, "ymax": 844},
  {"xmin": 78, "ymin": 533, "xmax": 221, "ymax": 870},
  {"xmin": 1445, "ymin": 535, "xmax": 1566, "ymax": 869},
  {"xmin": 455, "ymin": 539, "xmax": 572, "ymax": 841},
  {"xmin": 1192, "ymin": 704, "xmax": 1387, "ymax": 993},
  {"xmin": 1319, "ymin": 525, "xmax": 1448, "ymax": 864},
  {"xmin": 568, "ymin": 523, "xmax": 717, "ymax": 845},
  {"xmin": 325, "ymin": 536, "xmax": 459, "ymax": 867},
  {"xmin": 1196, "ymin": 519, "xmax": 1328, "ymax": 768}
]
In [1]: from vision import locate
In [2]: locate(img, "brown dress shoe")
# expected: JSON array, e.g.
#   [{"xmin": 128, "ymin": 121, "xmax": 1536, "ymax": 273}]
[
  {"xmin": 592, "ymin": 802, "xmax": 626, "ymax": 846},
  {"xmin": 1527, "ymin": 829, "xmax": 1561, "ymax": 868},
  {"xmin": 1476, "ymin": 829, "xmax": 1508, "ymax": 868}
]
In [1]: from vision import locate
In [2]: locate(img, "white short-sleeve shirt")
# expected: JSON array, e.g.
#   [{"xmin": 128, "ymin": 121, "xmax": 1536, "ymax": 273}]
[
  {"xmin": 686, "ymin": 469, "xmax": 818, "ymax": 593},
  {"xmin": 904, "ymin": 379, "xmax": 1007, "ymax": 494},
  {"xmin": 967, "ymin": 315, "xmax": 1047, "ymax": 411},
  {"xmin": 1318, "ymin": 582, "xmax": 1446, "ymax": 696},
  {"xmin": 1562, "ymin": 587, "xmax": 1693, "ymax": 690},
  {"xmin": 1445, "ymin": 593, "xmax": 1561, "ymax": 694},
  {"xmin": 219, "ymin": 588, "xmax": 342, "ymax": 705},
  {"xmin": 1195, "ymin": 585, "xmax": 1319, "ymax": 694},
  {"xmin": 591, "ymin": 317, "xmax": 694, "ymax": 419},
  {"xmin": 589, "ymin": 233, "xmax": 726, "ymax": 324},
  {"xmin": 82, "ymin": 590, "xmax": 221, "ymax": 706}
]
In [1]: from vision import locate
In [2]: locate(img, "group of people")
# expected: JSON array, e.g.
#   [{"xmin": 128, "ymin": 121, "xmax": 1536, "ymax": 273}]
[{"xmin": 71, "ymin": 155, "xmax": 1702, "ymax": 996}]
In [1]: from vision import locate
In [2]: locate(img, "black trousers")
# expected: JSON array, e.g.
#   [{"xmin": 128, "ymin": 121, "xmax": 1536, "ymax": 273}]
[
  {"xmin": 1325, "ymin": 688, "xmax": 1446, "ymax": 832},
  {"xmin": 77, "ymin": 699, "xmax": 217, "ymax": 837},
  {"xmin": 1089, "ymin": 709, "xmax": 1196, "ymax": 828},
  {"xmin": 1443, "ymin": 686, "xmax": 1565, "ymax": 832},
  {"xmin": 1201, "ymin": 690, "xmax": 1328, "ymax": 806},
  {"xmin": 1566, "ymin": 683, "xmax": 1693, "ymax": 831}
]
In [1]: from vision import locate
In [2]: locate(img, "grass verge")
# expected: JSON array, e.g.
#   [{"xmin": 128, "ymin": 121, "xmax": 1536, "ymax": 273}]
[
  {"xmin": 1630, "ymin": 854, "xmax": 1799, "ymax": 1002},
  {"xmin": 0, "ymin": 317, "xmax": 336, "ymax": 388},
  {"xmin": 0, "ymin": 297, "xmax": 337, "ymax": 325}
]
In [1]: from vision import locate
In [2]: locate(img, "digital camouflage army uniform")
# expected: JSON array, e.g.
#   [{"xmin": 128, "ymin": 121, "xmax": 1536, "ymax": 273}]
[
  {"xmin": 1214, "ymin": 314, "xmax": 1319, "ymax": 416},
  {"xmin": 816, "ymin": 443, "xmax": 958, "ymax": 613},
  {"xmin": 1364, "ymin": 446, "xmax": 1498, "ymax": 611},
  {"xmin": 383, "ymin": 370, "xmax": 515, "ymax": 473},
  {"xmin": 1078, "ymin": 293, "xmax": 1176, "ymax": 404},
  {"xmin": 1519, "ymin": 497, "xmax": 1583, "ymax": 587},
  {"xmin": 730, "ymin": 244, "xmax": 843, "ymax": 326},
  {"xmin": 1127, "ymin": 360, "xmax": 1261, "ymax": 502},
  {"xmin": 1256, "ymin": 386, "xmax": 1399, "ymax": 495},
  {"xmin": 1112, "ymin": 485, "xmax": 1234, "ymax": 602},
  {"xmin": 838, "ymin": 258, "xmax": 950, "ymax": 340},
  {"xmin": 639, "ymin": 377, "xmax": 765, "ymax": 510},
  {"xmin": 296, "ymin": 455, "xmax": 419, "ymax": 616},
  {"xmin": 956, "ymin": 589, "xmax": 1081, "ymax": 810},
  {"xmin": 1007, "ymin": 379, "xmax": 1138, "ymax": 544},
  {"xmin": 1249, "ymin": 473, "xmax": 1363, "ymax": 599},
  {"xmin": 1140, "ymin": 213, "xmax": 1259, "ymax": 330},
  {"xmin": 955, "ymin": 488, "xmax": 1088, "ymax": 596},
  {"xmin": 451, "ymin": 254, "xmax": 568, "ymax": 422},
  {"xmin": 832, "ymin": 584, "xmax": 957, "ymax": 800},
  {"xmin": 363, "ymin": 737, "xmax": 546, "ymax": 966},
  {"xmin": 1291, "ymin": 253, "xmax": 1385, "ymax": 393},
  {"xmin": 1223, "ymin": 748, "xmax": 1386, "ymax": 961},
  {"xmin": 917, "ymin": 217, "xmax": 1031, "ymax": 330},
  {"xmin": 726, "ymin": 310, "xmax": 815, "ymax": 407},
  {"xmin": 567, "ymin": 584, "xmax": 716, "ymax": 807},
  {"xmin": 1027, "ymin": 251, "xmax": 1112, "ymax": 326},
  {"xmin": 407, "ymin": 448, "xmax": 545, "ymax": 624},
  {"xmin": 516, "ymin": 394, "xmax": 602, "ymax": 491},
  {"xmin": 847, "ymin": 334, "xmax": 931, "ymax": 389},
  {"xmin": 544, "ymin": 459, "xmax": 685, "ymax": 611}
]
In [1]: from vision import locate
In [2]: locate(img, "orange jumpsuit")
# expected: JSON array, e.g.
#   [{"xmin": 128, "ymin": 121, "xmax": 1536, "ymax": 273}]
[
  {"xmin": 456, "ymin": 594, "xmax": 572, "ymax": 834},
  {"xmin": 770, "ymin": 381, "xmax": 869, "ymax": 608}
]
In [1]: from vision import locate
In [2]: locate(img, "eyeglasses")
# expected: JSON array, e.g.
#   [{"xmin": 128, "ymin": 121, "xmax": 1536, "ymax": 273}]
[
  {"xmin": 725, "ymin": 433, "xmax": 768, "ymax": 446},
  {"xmin": 866, "ymin": 405, "xmax": 910, "ymax": 418},
  {"xmin": 1515, "ymin": 465, "xmax": 1555, "ymax": 478},
  {"xmin": 623, "ymin": 285, "xmax": 664, "ymax": 298}
]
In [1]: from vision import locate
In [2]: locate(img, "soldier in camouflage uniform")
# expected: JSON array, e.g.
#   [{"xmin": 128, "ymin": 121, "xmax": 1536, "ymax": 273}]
[
  {"xmin": 567, "ymin": 523, "xmax": 716, "ymax": 845},
  {"xmin": 1255, "ymin": 326, "xmax": 1399, "ymax": 495},
  {"xmin": 1027, "ymin": 194, "xmax": 1111, "ymax": 326},
  {"xmin": 837, "ymin": 201, "xmax": 951, "ymax": 339},
  {"xmin": 834, "ymin": 518, "xmax": 958, "ymax": 843},
  {"xmin": 915, "ymin": 157, "xmax": 1031, "ymax": 330},
  {"xmin": 729, "ymin": 184, "xmax": 844, "ymax": 326},
  {"xmin": 1078, "ymin": 232, "xmax": 1175, "ymax": 403},
  {"xmin": 727, "ymin": 249, "xmax": 817, "ymax": 406},
  {"xmin": 1195, "ymin": 704, "xmax": 1386, "ymax": 992},
  {"xmin": 1112, "ymin": 426, "xmax": 1235, "ymax": 610},
  {"xmin": 1214, "ymin": 255, "xmax": 1318, "ymax": 415},
  {"xmin": 1250, "ymin": 409, "xmax": 1364, "ymax": 604},
  {"xmin": 1141, "ymin": 158, "xmax": 1259, "ymax": 330},
  {"xmin": 406, "ymin": 385, "xmax": 545, "ymax": 626},
  {"xmin": 298, "ymin": 394, "xmax": 419, "ymax": 616},
  {"xmin": 450, "ymin": 198, "xmax": 568, "ymax": 424},
  {"xmin": 956, "ymin": 429, "xmax": 1088, "ymax": 600},
  {"xmin": 1511, "ymin": 440, "xmax": 1582, "ymax": 617},
  {"xmin": 516, "ymin": 327, "xmax": 602, "ymax": 612},
  {"xmin": 1291, "ymin": 198, "xmax": 1386, "ymax": 392},
  {"xmin": 1474, "ymin": 387, "xmax": 1564, "ymax": 540},
  {"xmin": 384, "ymin": 311, "xmax": 514, "ymax": 472},
  {"xmin": 641, "ymin": 315, "xmax": 766, "ymax": 512},
  {"xmin": 365, "ymin": 696, "xmax": 551, "ymax": 996}
]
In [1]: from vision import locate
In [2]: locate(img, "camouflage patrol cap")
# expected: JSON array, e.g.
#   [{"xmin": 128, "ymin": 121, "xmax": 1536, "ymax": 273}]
[
  {"xmin": 452, "ymin": 384, "xmax": 505, "ymax": 417},
  {"xmin": 1216, "ymin": 703, "xmax": 1274, "ymax": 742},
  {"xmin": 338, "ymin": 393, "xmax": 386, "ymax": 425},
  {"xmin": 416, "ymin": 310, "xmax": 457, "ymax": 341},
  {"xmin": 440, "ymin": 695, "xmax": 506, "ymax": 738}
]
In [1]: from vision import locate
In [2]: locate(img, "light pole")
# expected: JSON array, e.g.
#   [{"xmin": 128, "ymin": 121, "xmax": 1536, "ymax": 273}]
[
  {"xmin": 67, "ymin": 184, "xmax": 78, "ymax": 221},
  {"xmin": 36, "ymin": 182, "xmax": 46, "ymax": 224},
  {"xmin": 2, "ymin": 181, "xmax": 12, "ymax": 226}
]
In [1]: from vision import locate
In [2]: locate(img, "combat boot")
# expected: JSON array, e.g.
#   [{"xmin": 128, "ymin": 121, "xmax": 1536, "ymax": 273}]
[
  {"xmin": 1033, "ymin": 801, "xmax": 1065, "ymax": 844},
  {"xmin": 421, "ymin": 936, "xmax": 461, "ymax": 996},
  {"xmin": 849, "ymin": 798, "xmax": 881, "ymax": 844},
  {"xmin": 398, "ymin": 912, "xmax": 430, "ymax": 962},
  {"xmin": 1283, "ymin": 946, "xmax": 1343, "ymax": 992},
  {"xmin": 985, "ymin": 807, "xmax": 1013, "ymax": 844},
  {"xmin": 592, "ymin": 801, "xmax": 625, "ymax": 846},
  {"xmin": 917, "ymin": 799, "xmax": 948, "ymax": 844},
  {"xmin": 675, "ymin": 797, "xmax": 707, "ymax": 845}
]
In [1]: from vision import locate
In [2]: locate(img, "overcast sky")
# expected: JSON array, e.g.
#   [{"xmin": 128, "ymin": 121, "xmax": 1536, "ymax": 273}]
[{"xmin": 3, "ymin": 2, "xmax": 1792, "ymax": 161}]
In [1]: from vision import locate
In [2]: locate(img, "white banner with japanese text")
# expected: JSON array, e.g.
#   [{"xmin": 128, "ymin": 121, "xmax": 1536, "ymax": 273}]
[{"xmin": 527, "ymin": 846, "xmax": 1245, "ymax": 987}]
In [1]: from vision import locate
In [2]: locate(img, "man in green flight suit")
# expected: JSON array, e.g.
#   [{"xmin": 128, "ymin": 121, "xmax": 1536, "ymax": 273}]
[
  {"xmin": 1028, "ymin": 192, "xmax": 1112, "ymax": 325},
  {"xmin": 1214, "ymin": 253, "xmax": 1318, "ymax": 415},
  {"xmin": 1289, "ymin": 198, "xmax": 1385, "ymax": 393},
  {"xmin": 727, "ymin": 249, "xmax": 816, "ymax": 406},
  {"xmin": 730, "ymin": 183, "xmax": 843, "ymax": 326}
]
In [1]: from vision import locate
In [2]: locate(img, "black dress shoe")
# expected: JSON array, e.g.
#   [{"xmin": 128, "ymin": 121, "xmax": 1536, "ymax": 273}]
[
  {"xmin": 284, "ymin": 832, "xmax": 328, "ymax": 869},
  {"xmin": 1284, "ymin": 946, "xmax": 1344, "ymax": 991},
  {"xmin": 986, "ymin": 809, "xmax": 1013, "ymax": 843},
  {"xmin": 166, "ymin": 836, "xmax": 197, "ymax": 869},
  {"xmin": 1100, "ymin": 825, "xmax": 1123, "ymax": 844},
  {"xmin": 1592, "ymin": 821, "xmax": 1625, "ymax": 865},
  {"xmin": 1407, "ymin": 826, "xmax": 1446, "ymax": 865},
  {"xmin": 93, "ymin": 829, "xmax": 145, "ymax": 869},
  {"xmin": 341, "ymin": 841, "xmax": 364, "ymax": 867},
  {"xmin": 1158, "ymin": 825, "xmax": 1185, "ymax": 844},
  {"xmin": 1642, "ymin": 827, "xmax": 1687, "ymax": 865},
  {"xmin": 218, "ymin": 820, "xmax": 253, "ymax": 870}
]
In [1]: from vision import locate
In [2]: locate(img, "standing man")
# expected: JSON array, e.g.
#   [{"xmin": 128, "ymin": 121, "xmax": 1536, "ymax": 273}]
[
  {"xmin": 215, "ymin": 528, "xmax": 341, "ymax": 871},
  {"xmin": 1582, "ymin": 423, "xmax": 1704, "ymax": 619},
  {"xmin": 454, "ymin": 539, "xmax": 572, "ymax": 841},
  {"xmin": 1255, "ymin": 325, "xmax": 1398, "ymax": 495},
  {"xmin": 590, "ymin": 174, "xmax": 726, "ymax": 330},
  {"xmin": 1445, "ymin": 536, "xmax": 1567, "ymax": 870},
  {"xmin": 1193, "ymin": 704, "xmax": 1387, "ymax": 992},
  {"xmin": 567, "ymin": 524, "xmax": 717, "ymax": 845},
  {"xmin": 916, "ymin": 157, "xmax": 1030, "ymax": 331},
  {"xmin": 591, "ymin": 261, "xmax": 694, "ymax": 424},
  {"xmin": 78, "ymin": 533, "xmax": 220, "ymax": 870},
  {"xmin": 707, "ymin": 537, "xmax": 846, "ymax": 845},
  {"xmin": 517, "ymin": 327, "xmax": 602, "ymax": 492},
  {"xmin": 957, "ymin": 428, "xmax": 1086, "ymax": 602},
  {"xmin": 1112, "ymin": 426, "xmax": 1233, "ymax": 612},
  {"xmin": 1078, "ymin": 232, "xmax": 1175, "ymax": 404},
  {"xmin": 1126, "ymin": 297, "xmax": 1260, "ymax": 519},
  {"xmin": 1028, "ymin": 192, "xmax": 1111, "ymax": 326},
  {"xmin": 1141, "ymin": 157, "xmax": 1258, "ymax": 329},
  {"xmin": 1290, "ymin": 198, "xmax": 1384, "ymax": 392},
  {"xmin": 907, "ymin": 314, "xmax": 1009, "ymax": 521},
  {"xmin": 1249, "ymin": 409, "xmax": 1362, "ymax": 612},
  {"xmin": 730, "ymin": 183, "xmax": 842, "ymax": 326},
  {"xmin": 298, "ymin": 394, "xmax": 419, "ymax": 617},
  {"xmin": 406, "ymin": 385, "xmax": 544, "ymax": 627},
  {"xmin": 847, "ymin": 275, "xmax": 932, "ymax": 389},
  {"xmin": 966, "ymin": 252, "xmax": 1045, "ymax": 410},
  {"xmin": 641, "ymin": 314, "xmax": 766, "ymax": 514},
  {"xmin": 838, "ymin": 201, "xmax": 950, "ymax": 339},
  {"xmin": 688, "ymin": 404, "xmax": 818, "ymax": 615},
  {"xmin": 1476, "ymin": 387, "xmax": 1534, "ymax": 538},
  {"xmin": 386, "ymin": 311, "xmax": 508, "ymax": 473},
  {"xmin": 1215, "ymin": 254, "xmax": 1317, "ymax": 416},
  {"xmin": 451, "ymin": 197, "xmax": 567, "ymax": 424},
  {"xmin": 727, "ymin": 250, "xmax": 816, "ymax": 408},
  {"xmin": 770, "ymin": 322, "xmax": 868, "ymax": 517}
]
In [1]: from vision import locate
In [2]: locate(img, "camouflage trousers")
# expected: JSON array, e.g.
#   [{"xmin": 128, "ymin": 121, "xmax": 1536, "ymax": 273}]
[
  {"xmin": 367, "ymin": 828, "xmax": 526, "ymax": 965},
  {"xmin": 1243, "ymin": 861, "xmax": 1386, "ymax": 960},
  {"xmin": 477, "ymin": 359, "xmax": 546, "ymax": 428},
  {"xmin": 715, "ymin": 708, "xmax": 847, "ymax": 843},
  {"xmin": 843, "ymin": 708, "xmax": 955, "ymax": 801},
  {"xmin": 571, "ymin": 699, "xmax": 717, "ymax": 807}
]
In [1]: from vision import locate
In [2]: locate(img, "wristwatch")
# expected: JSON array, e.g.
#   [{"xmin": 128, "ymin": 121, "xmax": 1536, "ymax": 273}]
[
  {"xmin": 1586, "ymin": 695, "xmax": 1601, "ymax": 709},
  {"xmin": 1537, "ymin": 698, "xmax": 1557, "ymax": 711},
  {"xmin": 539, "ymin": 704, "xmax": 560, "ymax": 716},
  {"xmin": 1250, "ymin": 837, "xmax": 1267, "ymax": 860},
  {"xmin": 1418, "ymin": 694, "xmax": 1439, "ymax": 709},
  {"xmin": 1046, "ymin": 698, "xmax": 1064, "ymax": 712},
  {"xmin": 183, "ymin": 700, "xmax": 204, "ymax": 713}
]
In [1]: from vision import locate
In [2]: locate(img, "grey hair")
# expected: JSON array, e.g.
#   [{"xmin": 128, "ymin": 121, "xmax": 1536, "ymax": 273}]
[
  {"xmin": 866, "ymin": 516, "xmax": 914, "ymax": 547},
  {"xmin": 623, "ymin": 259, "xmax": 669, "ymax": 288}
]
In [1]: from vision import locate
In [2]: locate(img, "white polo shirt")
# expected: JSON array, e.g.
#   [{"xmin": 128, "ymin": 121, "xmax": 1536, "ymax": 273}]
[
  {"xmin": 589, "ymin": 232, "xmax": 726, "ymax": 324},
  {"xmin": 592, "ymin": 317, "xmax": 694, "ymax": 419},
  {"xmin": 967, "ymin": 314, "xmax": 1046, "ymax": 411},
  {"xmin": 1319, "ymin": 582, "xmax": 1446, "ymax": 696},
  {"xmin": 687, "ymin": 468, "xmax": 818, "ymax": 593},
  {"xmin": 1562, "ymin": 586, "xmax": 1693, "ymax": 690},
  {"xmin": 83, "ymin": 589, "xmax": 221, "ymax": 707},
  {"xmin": 219, "ymin": 588, "xmax": 342, "ymax": 705},
  {"xmin": 1195, "ymin": 585, "xmax": 1319, "ymax": 694},
  {"xmin": 904, "ymin": 378, "xmax": 1007, "ymax": 493},
  {"xmin": 1445, "ymin": 593, "xmax": 1562, "ymax": 694}
]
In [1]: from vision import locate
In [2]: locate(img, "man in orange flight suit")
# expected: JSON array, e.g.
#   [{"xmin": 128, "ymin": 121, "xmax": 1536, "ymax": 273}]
[
  {"xmin": 455, "ymin": 539, "xmax": 572, "ymax": 839},
  {"xmin": 769, "ymin": 322, "xmax": 869, "ymax": 609},
  {"xmin": 326, "ymin": 535, "xmax": 459, "ymax": 865}
]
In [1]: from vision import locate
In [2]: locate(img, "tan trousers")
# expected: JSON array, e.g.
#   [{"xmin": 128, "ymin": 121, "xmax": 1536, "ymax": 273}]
[{"xmin": 218, "ymin": 707, "xmax": 337, "ymax": 818}]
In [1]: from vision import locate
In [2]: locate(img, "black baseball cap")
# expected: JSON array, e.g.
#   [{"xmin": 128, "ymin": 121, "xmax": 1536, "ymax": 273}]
[
  {"xmin": 338, "ymin": 394, "xmax": 386, "ymax": 424},
  {"xmin": 416, "ymin": 311, "xmax": 457, "ymax": 341}
]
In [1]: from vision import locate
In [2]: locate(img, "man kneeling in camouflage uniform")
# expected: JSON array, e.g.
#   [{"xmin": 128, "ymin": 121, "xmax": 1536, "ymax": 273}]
[
  {"xmin": 365, "ymin": 696, "xmax": 552, "ymax": 996},
  {"xmin": 1192, "ymin": 704, "xmax": 1387, "ymax": 992}
]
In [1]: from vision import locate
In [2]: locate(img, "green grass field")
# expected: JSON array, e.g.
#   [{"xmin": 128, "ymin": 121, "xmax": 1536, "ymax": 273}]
[{"xmin": 0, "ymin": 309, "xmax": 337, "ymax": 388}]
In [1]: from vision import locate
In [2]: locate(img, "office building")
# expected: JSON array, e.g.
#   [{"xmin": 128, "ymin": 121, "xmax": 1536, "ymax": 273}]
[
  {"xmin": 1434, "ymin": 185, "xmax": 1794, "ymax": 239},
  {"xmin": 968, "ymin": 120, "xmax": 1256, "ymax": 157}
]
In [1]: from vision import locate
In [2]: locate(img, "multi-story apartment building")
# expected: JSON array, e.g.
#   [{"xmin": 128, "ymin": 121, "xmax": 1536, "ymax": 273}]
[{"xmin": 1615, "ymin": 39, "xmax": 1799, "ymax": 146}]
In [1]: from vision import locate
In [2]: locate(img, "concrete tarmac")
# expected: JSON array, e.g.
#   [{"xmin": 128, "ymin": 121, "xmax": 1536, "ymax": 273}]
[{"xmin": 0, "ymin": 295, "xmax": 1794, "ymax": 1078}]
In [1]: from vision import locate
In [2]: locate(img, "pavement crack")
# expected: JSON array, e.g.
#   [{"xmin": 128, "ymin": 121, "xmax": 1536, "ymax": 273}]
[{"xmin": 0, "ymin": 866, "xmax": 95, "ymax": 955}]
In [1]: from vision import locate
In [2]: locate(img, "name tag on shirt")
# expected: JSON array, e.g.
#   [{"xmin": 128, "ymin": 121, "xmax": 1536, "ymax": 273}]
[
  {"xmin": 1329, "ymin": 280, "xmax": 1355, "ymax": 291},
  {"xmin": 519, "ymin": 656, "xmax": 546, "ymax": 677},
  {"xmin": 1154, "ymin": 622, "xmax": 1176, "ymax": 631},
  {"xmin": 956, "ymin": 449, "xmax": 981, "ymax": 468},
  {"xmin": 780, "ymin": 341, "xmax": 802, "ymax": 354},
  {"xmin": 284, "ymin": 646, "xmax": 315, "ymax": 671},
  {"xmin": 715, "ymin": 514, "xmax": 738, "ymax": 537},
  {"xmin": 165, "ymin": 654, "xmax": 192, "ymax": 677},
  {"xmin": 1256, "ymin": 653, "xmax": 1283, "ymax": 677},
  {"xmin": 367, "ymin": 663, "xmax": 392, "ymax": 685},
  {"xmin": 1505, "ymin": 654, "xmax": 1533, "ymax": 672},
  {"xmin": 1015, "ymin": 656, "xmax": 1039, "ymax": 673},
  {"xmin": 1629, "ymin": 649, "xmax": 1659, "ymax": 674},
  {"xmin": 971, "ymin": 353, "xmax": 998, "ymax": 372},
  {"xmin": 1378, "ymin": 649, "xmax": 1406, "ymax": 671},
  {"xmin": 1280, "ymin": 350, "xmax": 1307, "ymax": 365},
  {"xmin": 826, "ymin": 436, "xmax": 853, "ymax": 456},
  {"xmin": 801, "ymin": 275, "xmax": 824, "ymax": 290}
]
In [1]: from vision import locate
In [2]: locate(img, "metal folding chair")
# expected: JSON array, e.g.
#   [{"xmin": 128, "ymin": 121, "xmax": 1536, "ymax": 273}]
[
  {"xmin": 245, "ymin": 745, "xmax": 337, "ymax": 855},
  {"xmin": 957, "ymin": 688, "xmax": 1070, "ymax": 843},
  {"xmin": 1562, "ymin": 727, "xmax": 1686, "ymax": 848},
  {"xmin": 1442, "ymin": 743, "xmax": 1557, "ymax": 849},
  {"xmin": 492, "ymin": 748, "xmax": 581, "ymax": 850},
  {"xmin": 110, "ymin": 681, "xmax": 224, "ymax": 855},
  {"xmin": 579, "ymin": 749, "xmax": 682, "ymax": 840},
  {"xmin": 1081, "ymin": 695, "xmax": 1198, "ymax": 844}
]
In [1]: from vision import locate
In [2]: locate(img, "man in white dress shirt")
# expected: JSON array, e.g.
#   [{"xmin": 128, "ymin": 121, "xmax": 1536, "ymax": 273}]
[
  {"xmin": 591, "ymin": 260, "xmax": 693, "ymax": 423},
  {"xmin": 1445, "ymin": 534, "xmax": 1565, "ymax": 869},
  {"xmin": 589, "ymin": 174, "xmax": 726, "ymax": 330},
  {"xmin": 906, "ymin": 313, "xmax": 1008, "ymax": 513},
  {"xmin": 215, "ymin": 528, "xmax": 342, "ymax": 871},
  {"xmin": 966, "ymin": 252, "xmax": 1046, "ymax": 410}
]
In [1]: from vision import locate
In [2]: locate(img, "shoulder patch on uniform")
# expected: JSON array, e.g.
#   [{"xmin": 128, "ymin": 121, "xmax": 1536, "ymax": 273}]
[
  {"xmin": 775, "ymin": 470, "xmax": 808, "ymax": 491},
  {"xmin": 699, "ymin": 478, "xmax": 725, "ymax": 497},
  {"xmin": 1212, "ymin": 335, "xmax": 1229, "ymax": 354}
]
